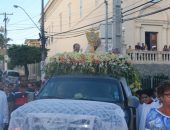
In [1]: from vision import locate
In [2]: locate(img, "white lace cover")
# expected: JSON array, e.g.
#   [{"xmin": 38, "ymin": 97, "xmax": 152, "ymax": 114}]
[{"xmin": 9, "ymin": 99, "xmax": 128, "ymax": 130}]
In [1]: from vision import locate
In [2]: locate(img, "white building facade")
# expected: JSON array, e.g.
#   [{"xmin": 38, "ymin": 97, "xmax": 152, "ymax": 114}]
[{"xmin": 44, "ymin": 0, "xmax": 170, "ymax": 59}]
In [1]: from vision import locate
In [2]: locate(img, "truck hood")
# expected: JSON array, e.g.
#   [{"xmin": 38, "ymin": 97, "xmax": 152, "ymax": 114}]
[{"xmin": 9, "ymin": 99, "xmax": 128, "ymax": 130}]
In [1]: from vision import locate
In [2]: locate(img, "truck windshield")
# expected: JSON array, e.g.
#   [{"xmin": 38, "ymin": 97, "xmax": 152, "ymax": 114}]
[
  {"xmin": 38, "ymin": 76, "xmax": 123, "ymax": 103},
  {"xmin": 8, "ymin": 72, "xmax": 19, "ymax": 77}
]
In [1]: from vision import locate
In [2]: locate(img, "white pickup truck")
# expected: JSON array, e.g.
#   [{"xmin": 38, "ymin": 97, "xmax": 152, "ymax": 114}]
[{"xmin": 8, "ymin": 75, "xmax": 139, "ymax": 130}]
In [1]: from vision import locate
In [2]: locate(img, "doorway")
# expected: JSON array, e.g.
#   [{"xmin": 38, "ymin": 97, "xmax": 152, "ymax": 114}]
[{"xmin": 145, "ymin": 32, "xmax": 158, "ymax": 50}]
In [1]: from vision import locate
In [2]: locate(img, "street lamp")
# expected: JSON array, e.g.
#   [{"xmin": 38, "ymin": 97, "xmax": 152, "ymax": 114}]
[{"xmin": 13, "ymin": 5, "xmax": 40, "ymax": 31}]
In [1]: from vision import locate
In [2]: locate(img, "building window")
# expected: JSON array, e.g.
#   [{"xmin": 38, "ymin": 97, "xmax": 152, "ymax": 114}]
[
  {"xmin": 51, "ymin": 36, "xmax": 53, "ymax": 44},
  {"xmin": 68, "ymin": 3, "xmax": 72, "ymax": 27},
  {"xmin": 51, "ymin": 23, "xmax": 53, "ymax": 42},
  {"xmin": 59, "ymin": 13, "xmax": 62, "ymax": 32},
  {"xmin": 95, "ymin": 0, "xmax": 99, "ymax": 6},
  {"xmin": 48, "ymin": 27, "xmax": 50, "ymax": 45},
  {"xmin": 80, "ymin": 0, "xmax": 83, "ymax": 18},
  {"xmin": 145, "ymin": 32, "xmax": 158, "ymax": 51}
]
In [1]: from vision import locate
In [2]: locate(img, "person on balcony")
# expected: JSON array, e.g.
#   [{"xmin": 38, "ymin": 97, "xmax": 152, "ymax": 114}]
[
  {"xmin": 135, "ymin": 42, "xmax": 141, "ymax": 50},
  {"xmin": 168, "ymin": 45, "xmax": 170, "ymax": 51},
  {"xmin": 141, "ymin": 43, "xmax": 147, "ymax": 50},
  {"xmin": 126, "ymin": 45, "xmax": 133, "ymax": 53},
  {"xmin": 163, "ymin": 45, "xmax": 169, "ymax": 51},
  {"xmin": 151, "ymin": 46, "xmax": 157, "ymax": 51}
]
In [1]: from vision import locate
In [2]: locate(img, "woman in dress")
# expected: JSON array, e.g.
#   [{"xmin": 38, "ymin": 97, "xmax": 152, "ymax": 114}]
[{"xmin": 145, "ymin": 80, "xmax": 170, "ymax": 130}]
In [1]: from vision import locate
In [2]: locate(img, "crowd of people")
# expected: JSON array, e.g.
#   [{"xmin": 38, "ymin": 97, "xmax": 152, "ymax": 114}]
[
  {"xmin": 127, "ymin": 42, "xmax": 170, "ymax": 53},
  {"xmin": 163, "ymin": 45, "xmax": 170, "ymax": 51},
  {"xmin": 136, "ymin": 80, "xmax": 170, "ymax": 130},
  {"xmin": 0, "ymin": 80, "xmax": 42, "ymax": 130},
  {"xmin": 134, "ymin": 42, "xmax": 148, "ymax": 51}
]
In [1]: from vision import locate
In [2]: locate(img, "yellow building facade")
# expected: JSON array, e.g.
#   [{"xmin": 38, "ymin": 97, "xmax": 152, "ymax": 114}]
[
  {"xmin": 24, "ymin": 39, "xmax": 40, "ymax": 47},
  {"xmin": 44, "ymin": 0, "xmax": 170, "ymax": 58}
]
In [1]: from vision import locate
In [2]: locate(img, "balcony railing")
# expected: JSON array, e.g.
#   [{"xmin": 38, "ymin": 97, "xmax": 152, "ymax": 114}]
[{"xmin": 127, "ymin": 50, "xmax": 170, "ymax": 64}]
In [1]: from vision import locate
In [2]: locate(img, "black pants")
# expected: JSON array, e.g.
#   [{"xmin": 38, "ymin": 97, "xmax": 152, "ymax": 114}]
[{"xmin": 3, "ymin": 124, "xmax": 8, "ymax": 130}]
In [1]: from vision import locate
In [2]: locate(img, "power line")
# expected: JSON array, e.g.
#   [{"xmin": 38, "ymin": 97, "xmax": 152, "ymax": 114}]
[
  {"xmin": 47, "ymin": 1, "xmax": 161, "ymax": 37},
  {"xmin": 9, "ymin": 4, "xmax": 104, "ymax": 29},
  {"xmin": 14, "ymin": 5, "xmax": 40, "ymax": 31},
  {"xmin": 46, "ymin": 22, "xmax": 100, "ymax": 35},
  {"xmin": 123, "ymin": 0, "xmax": 162, "ymax": 17},
  {"xmin": 10, "ymin": 0, "xmax": 168, "ymax": 42},
  {"xmin": 48, "ymin": 18, "xmax": 108, "ymax": 37},
  {"xmin": 7, "ymin": 27, "xmax": 36, "ymax": 31},
  {"xmin": 9, "ymin": 31, "xmax": 39, "ymax": 38},
  {"xmin": 47, "ymin": 27, "xmax": 96, "ymax": 36},
  {"xmin": 47, "ymin": 11, "xmax": 111, "ymax": 26},
  {"xmin": 53, "ymin": 27, "xmax": 99, "ymax": 38},
  {"xmin": 122, "ymin": 0, "xmax": 155, "ymax": 14},
  {"xmin": 9, "ymin": 2, "xmax": 106, "ymax": 38},
  {"xmin": 123, "ymin": 6, "xmax": 170, "ymax": 22},
  {"xmin": 49, "ymin": 5, "xmax": 170, "ymax": 38},
  {"xmin": 45, "ymin": 12, "xmax": 107, "ymax": 29},
  {"xmin": 11, "ymin": 33, "xmax": 39, "ymax": 40},
  {"xmin": 70, "ymin": 2, "xmax": 105, "ymax": 29},
  {"xmin": 9, "ymin": 10, "xmax": 109, "ymax": 33},
  {"xmin": 122, "ymin": 0, "xmax": 143, "ymax": 10},
  {"xmin": 54, "ymin": 33, "xmax": 85, "ymax": 39},
  {"xmin": 9, "ymin": 23, "xmax": 36, "ymax": 26},
  {"xmin": 9, "ymin": 15, "xmax": 39, "ymax": 25}
]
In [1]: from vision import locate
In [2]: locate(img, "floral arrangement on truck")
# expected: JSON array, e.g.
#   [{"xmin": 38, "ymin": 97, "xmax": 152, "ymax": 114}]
[{"xmin": 45, "ymin": 52, "xmax": 141, "ymax": 93}]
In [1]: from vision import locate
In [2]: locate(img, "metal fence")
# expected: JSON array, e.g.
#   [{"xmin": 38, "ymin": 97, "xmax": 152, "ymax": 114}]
[{"xmin": 141, "ymin": 75, "xmax": 169, "ymax": 89}]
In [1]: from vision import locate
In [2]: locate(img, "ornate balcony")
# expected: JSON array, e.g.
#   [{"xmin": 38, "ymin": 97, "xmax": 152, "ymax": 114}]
[{"xmin": 127, "ymin": 50, "xmax": 170, "ymax": 64}]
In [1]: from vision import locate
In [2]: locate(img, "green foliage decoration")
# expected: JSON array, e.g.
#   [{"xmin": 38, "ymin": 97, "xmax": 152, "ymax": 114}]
[
  {"xmin": 0, "ymin": 54, "xmax": 4, "ymax": 61},
  {"xmin": 45, "ymin": 52, "xmax": 141, "ymax": 93}
]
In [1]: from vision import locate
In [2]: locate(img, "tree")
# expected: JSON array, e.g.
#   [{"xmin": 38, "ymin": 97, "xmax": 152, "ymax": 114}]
[
  {"xmin": 0, "ymin": 33, "xmax": 5, "ymax": 48},
  {"xmin": 0, "ymin": 33, "xmax": 11, "ymax": 48},
  {"xmin": 8, "ymin": 45, "xmax": 47, "ymax": 79}
]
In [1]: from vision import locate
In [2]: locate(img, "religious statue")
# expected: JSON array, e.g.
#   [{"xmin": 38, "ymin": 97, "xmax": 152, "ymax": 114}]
[{"xmin": 86, "ymin": 28, "xmax": 99, "ymax": 53}]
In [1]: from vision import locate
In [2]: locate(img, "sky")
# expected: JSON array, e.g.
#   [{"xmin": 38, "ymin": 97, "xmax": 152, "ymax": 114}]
[{"xmin": 0, "ymin": 0, "xmax": 48, "ymax": 45}]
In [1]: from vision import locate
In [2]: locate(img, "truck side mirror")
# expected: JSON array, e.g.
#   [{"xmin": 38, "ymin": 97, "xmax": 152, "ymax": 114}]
[{"xmin": 128, "ymin": 96, "xmax": 139, "ymax": 108}]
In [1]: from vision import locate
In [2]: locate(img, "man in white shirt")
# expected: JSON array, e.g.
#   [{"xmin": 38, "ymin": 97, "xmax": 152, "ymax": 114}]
[
  {"xmin": 0, "ymin": 90, "xmax": 9, "ymax": 130},
  {"xmin": 138, "ymin": 89, "xmax": 160, "ymax": 130}
]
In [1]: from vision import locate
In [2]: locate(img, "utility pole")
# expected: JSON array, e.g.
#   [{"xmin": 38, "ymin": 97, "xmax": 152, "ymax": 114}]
[
  {"xmin": 112, "ymin": 0, "xmax": 122, "ymax": 53},
  {"xmin": 0, "ymin": 13, "xmax": 13, "ymax": 70},
  {"xmin": 40, "ymin": 0, "xmax": 46, "ymax": 80},
  {"xmin": 104, "ymin": 0, "xmax": 109, "ymax": 52}
]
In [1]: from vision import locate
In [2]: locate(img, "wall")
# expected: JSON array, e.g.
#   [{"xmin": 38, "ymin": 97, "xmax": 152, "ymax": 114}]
[{"xmin": 134, "ymin": 64, "xmax": 170, "ymax": 77}]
